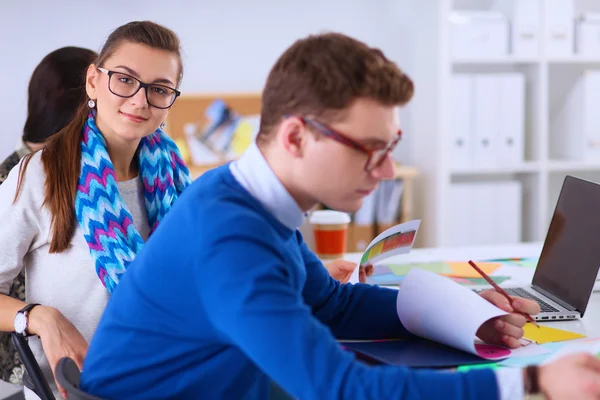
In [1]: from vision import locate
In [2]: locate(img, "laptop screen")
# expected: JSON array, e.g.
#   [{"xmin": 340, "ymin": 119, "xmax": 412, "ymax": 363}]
[{"xmin": 533, "ymin": 176, "xmax": 600, "ymax": 316}]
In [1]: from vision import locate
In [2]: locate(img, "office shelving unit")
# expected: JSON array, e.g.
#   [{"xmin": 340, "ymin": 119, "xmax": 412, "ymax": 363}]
[{"xmin": 402, "ymin": 0, "xmax": 600, "ymax": 247}]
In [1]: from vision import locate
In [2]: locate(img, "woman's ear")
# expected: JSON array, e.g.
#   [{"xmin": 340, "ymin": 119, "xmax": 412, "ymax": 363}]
[{"xmin": 85, "ymin": 64, "xmax": 99, "ymax": 100}]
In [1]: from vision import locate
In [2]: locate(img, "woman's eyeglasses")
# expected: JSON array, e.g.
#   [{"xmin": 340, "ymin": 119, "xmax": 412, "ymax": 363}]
[{"xmin": 97, "ymin": 67, "xmax": 180, "ymax": 109}]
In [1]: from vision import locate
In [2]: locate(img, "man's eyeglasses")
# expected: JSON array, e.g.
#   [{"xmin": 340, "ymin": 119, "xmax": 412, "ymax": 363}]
[
  {"xmin": 97, "ymin": 67, "xmax": 180, "ymax": 109},
  {"xmin": 297, "ymin": 116, "xmax": 402, "ymax": 172}
]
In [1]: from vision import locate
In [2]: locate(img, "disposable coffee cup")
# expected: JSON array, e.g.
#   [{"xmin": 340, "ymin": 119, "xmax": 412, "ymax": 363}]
[{"xmin": 309, "ymin": 210, "xmax": 351, "ymax": 260}]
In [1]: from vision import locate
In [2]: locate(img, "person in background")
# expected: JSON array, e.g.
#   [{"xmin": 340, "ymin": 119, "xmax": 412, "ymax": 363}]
[
  {"xmin": 80, "ymin": 32, "xmax": 596, "ymax": 400},
  {"xmin": 0, "ymin": 46, "xmax": 96, "ymax": 184},
  {"xmin": 0, "ymin": 46, "xmax": 96, "ymax": 387},
  {"xmin": 0, "ymin": 20, "xmax": 189, "ymax": 400}
]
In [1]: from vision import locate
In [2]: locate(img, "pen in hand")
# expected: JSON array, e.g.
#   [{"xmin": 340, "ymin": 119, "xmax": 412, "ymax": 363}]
[{"xmin": 468, "ymin": 260, "xmax": 540, "ymax": 328}]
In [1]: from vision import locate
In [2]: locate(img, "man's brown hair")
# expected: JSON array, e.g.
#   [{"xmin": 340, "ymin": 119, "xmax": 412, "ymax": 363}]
[{"xmin": 257, "ymin": 32, "xmax": 414, "ymax": 144}]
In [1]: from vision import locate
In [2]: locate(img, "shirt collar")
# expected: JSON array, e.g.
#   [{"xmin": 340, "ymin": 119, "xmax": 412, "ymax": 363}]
[{"xmin": 230, "ymin": 142, "xmax": 306, "ymax": 230}]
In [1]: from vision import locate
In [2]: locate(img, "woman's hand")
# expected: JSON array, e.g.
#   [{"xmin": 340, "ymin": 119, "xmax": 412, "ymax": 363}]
[{"xmin": 28, "ymin": 306, "xmax": 89, "ymax": 399}]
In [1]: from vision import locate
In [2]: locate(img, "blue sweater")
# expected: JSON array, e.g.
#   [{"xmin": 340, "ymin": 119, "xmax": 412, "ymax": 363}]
[{"xmin": 81, "ymin": 166, "xmax": 498, "ymax": 399}]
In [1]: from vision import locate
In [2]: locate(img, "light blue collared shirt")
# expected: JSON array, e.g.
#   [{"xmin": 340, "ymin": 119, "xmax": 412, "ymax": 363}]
[{"xmin": 230, "ymin": 142, "xmax": 306, "ymax": 231}]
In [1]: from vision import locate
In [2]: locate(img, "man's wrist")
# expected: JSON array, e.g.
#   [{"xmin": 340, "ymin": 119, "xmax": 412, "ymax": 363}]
[{"xmin": 523, "ymin": 366, "xmax": 541, "ymax": 395}]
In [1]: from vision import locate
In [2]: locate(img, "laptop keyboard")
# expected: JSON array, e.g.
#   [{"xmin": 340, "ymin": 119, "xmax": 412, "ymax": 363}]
[{"xmin": 502, "ymin": 288, "xmax": 560, "ymax": 313}]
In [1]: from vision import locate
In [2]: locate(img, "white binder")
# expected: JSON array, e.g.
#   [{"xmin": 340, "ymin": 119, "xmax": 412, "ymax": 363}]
[
  {"xmin": 447, "ymin": 184, "xmax": 474, "ymax": 247},
  {"xmin": 450, "ymin": 75, "xmax": 472, "ymax": 169},
  {"xmin": 471, "ymin": 183, "xmax": 498, "ymax": 246},
  {"xmin": 472, "ymin": 75, "xmax": 500, "ymax": 167},
  {"xmin": 498, "ymin": 73, "xmax": 525, "ymax": 165},
  {"xmin": 583, "ymin": 72, "xmax": 600, "ymax": 162},
  {"xmin": 493, "ymin": 0, "xmax": 541, "ymax": 57},
  {"xmin": 544, "ymin": 0, "xmax": 575, "ymax": 57},
  {"xmin": 551, "ymin": 71, "xmax": 600, "ymax": 163},
  {"xmin": 494, "ymin": 181, "xmax": 522, "ymax": 244},
  {"xmin": 576, "ymin": 13, "xmax": 600, "ymax": 56}
]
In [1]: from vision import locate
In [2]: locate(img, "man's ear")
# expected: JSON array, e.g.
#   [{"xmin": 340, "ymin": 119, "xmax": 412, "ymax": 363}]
[
  {"xmin": 279, "ymin": 117, "xmax": 308, "ymax": 158},
  {"xmin": 85, "ymin": 64, "xmax": 99, "ymax": 100}
]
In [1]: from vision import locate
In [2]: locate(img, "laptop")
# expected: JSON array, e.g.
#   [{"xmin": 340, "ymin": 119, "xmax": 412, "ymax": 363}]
[{"xmin": 492, "ymin": 175, "xmax": 600, "ymax": 321}]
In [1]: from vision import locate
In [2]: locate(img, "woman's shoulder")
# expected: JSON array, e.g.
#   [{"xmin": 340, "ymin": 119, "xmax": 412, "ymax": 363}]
[{"xmin": 15, "ymin": 150, "xmax": 46, "ymax": 184}]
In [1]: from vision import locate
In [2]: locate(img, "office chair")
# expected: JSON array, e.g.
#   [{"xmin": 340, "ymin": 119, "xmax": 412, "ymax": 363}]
[
  {"xmin": 10, "ymin": 333, "xmax": 55, "ymax": 400},
  {"xmin": 55, "ymin": 357, "xmax": 104, "ymax": 400}
]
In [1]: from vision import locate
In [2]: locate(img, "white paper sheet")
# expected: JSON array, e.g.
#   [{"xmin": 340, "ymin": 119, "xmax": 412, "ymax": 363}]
[
  {"xmin": 349, "ymin": 264, "xmax": 361, "ymax": 284},
  {"xmin": 396, "ymin": 269, "xmax": 511, "ymax": 360}
]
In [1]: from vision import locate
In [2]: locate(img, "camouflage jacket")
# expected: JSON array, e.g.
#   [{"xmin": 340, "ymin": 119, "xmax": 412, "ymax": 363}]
[{"xmin": 0, "ymin": 142, "xmax": 30, "ymax": 186}]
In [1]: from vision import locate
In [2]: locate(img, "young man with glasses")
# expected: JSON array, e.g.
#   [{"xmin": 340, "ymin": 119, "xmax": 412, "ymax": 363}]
[{"xmin": 81, "ymin": 33, "xmax": 600, "ymax": 400}]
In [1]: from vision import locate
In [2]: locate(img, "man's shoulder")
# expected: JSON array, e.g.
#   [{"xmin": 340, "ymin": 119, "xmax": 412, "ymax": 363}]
[
  {"xmin": 182, "ymin": 176, "xmax": 281, "ymax": 242},
  {"xmin": 184, "ymin": 166, "xmax": 264, "ymax": 217},
  {"xmin": 199, "ymin": 186, "xmax": 271, "ymax": 230}
]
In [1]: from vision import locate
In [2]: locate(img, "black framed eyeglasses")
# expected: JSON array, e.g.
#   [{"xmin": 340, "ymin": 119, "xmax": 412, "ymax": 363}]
[
  {"xmin": 295, "ymin": 116, "xmax": 402, "ymax": 173},
  {"xmin": 97, "ymin": 67, "xmax": 180, "ymax": 109}
]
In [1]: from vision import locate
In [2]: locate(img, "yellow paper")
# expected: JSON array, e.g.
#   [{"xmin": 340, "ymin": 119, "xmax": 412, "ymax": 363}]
[
  {"xmin": 523, "ymin": 323, "xmax": 586, "ymax": 344},
  {"xmin": 174, "ymin": 139, "xmax": 191, "ymax": 164},
  {"xmin": 231, "ymin": 121, "xmax": 254, "ymax": 156},
  {"xmin": 442, "ymin": 262, "xmax": 501, "ymax": 278}
]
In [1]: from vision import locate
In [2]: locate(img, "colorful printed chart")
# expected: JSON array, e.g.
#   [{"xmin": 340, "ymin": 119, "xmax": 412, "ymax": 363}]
[
  {"xmin": 367, "ymin": 261, "xmax": 506, "ymax": 287},
  {"xmin": 360, "ymin": 230, "xmax": 417, "ymax": 266}
]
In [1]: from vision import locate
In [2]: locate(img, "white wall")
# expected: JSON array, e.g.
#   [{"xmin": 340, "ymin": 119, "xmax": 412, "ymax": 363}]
[{"xmin": 0, "ymin": 0, "xmax": 418, "ymax": 163}]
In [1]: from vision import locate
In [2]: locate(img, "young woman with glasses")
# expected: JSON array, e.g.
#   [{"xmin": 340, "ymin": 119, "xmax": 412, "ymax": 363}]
[
  {"xmin": 0, "ymin": 45, "xmax": 97, "ymax": 388},
  {"xmin": 0, "ymin": 21, "xmax": 190, "ymax": 399}
]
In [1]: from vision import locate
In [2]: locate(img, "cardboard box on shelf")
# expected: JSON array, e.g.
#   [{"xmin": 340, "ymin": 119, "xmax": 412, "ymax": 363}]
[{"xmin": 347, "ymin": 224, "xmax": 375, "ymax": 253}]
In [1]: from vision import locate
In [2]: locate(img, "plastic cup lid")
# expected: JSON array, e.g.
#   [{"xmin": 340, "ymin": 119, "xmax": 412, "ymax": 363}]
[{"xmin": 309, "ymin": 210, "xmax": 351, "ymax": 225}]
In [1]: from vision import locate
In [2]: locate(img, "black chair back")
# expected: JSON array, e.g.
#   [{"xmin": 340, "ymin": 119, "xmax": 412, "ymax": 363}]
[
  {"xmin": 55, "ymin": 357, "xmax": 104, "ymax": 400},
  {"xmin": 10, "ymin": 333, "xmax": 54, "ymax": 400}
]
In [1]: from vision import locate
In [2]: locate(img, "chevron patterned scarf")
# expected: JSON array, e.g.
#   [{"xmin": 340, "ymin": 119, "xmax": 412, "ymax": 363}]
[{"xmin": 75, "ymin": 111, "xmax": 191, "ymax": 294}]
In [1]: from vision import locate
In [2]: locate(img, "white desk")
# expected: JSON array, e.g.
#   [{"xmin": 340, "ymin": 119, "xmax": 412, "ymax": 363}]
[
  {"xmin": 0, "ymin": 380, "xmax": 23, "ymax": 400},
  {"xmin": 344, "ymin": 242, "xmax": 600, "ymax": 338}
]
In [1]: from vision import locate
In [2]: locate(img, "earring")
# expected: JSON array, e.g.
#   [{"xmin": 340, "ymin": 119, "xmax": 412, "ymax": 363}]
[
  {"xmin": 160, "ymin": 122, "xmax": 166, "ymax": 129},
  {"xmin": 88, "ymin": 99, "xmax": 96, "ymax": 108}
]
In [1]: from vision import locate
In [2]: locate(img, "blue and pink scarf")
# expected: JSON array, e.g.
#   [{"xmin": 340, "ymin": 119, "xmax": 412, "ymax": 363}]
[{"xmin": 74, "ymin": 111, "xmax": 191, "ymax": 294}]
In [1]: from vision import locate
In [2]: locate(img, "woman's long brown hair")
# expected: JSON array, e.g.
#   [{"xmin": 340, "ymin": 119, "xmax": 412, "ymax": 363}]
[{"xmin": 15, "ymin": 21, "xmax": 183, "ymax": 253}]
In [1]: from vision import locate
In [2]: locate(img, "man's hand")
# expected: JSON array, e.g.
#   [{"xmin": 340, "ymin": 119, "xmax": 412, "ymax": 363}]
[
  {"xmin": 539, "ymin": 353, "xmax": 600, "ymax": 399},
  {"xmin": 475, "ymin": 290, "xmax": 541, "ymax": 348},
  {"xmin": 323, "ymin": 259, "xmax": 373, "ymax": 283}
]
